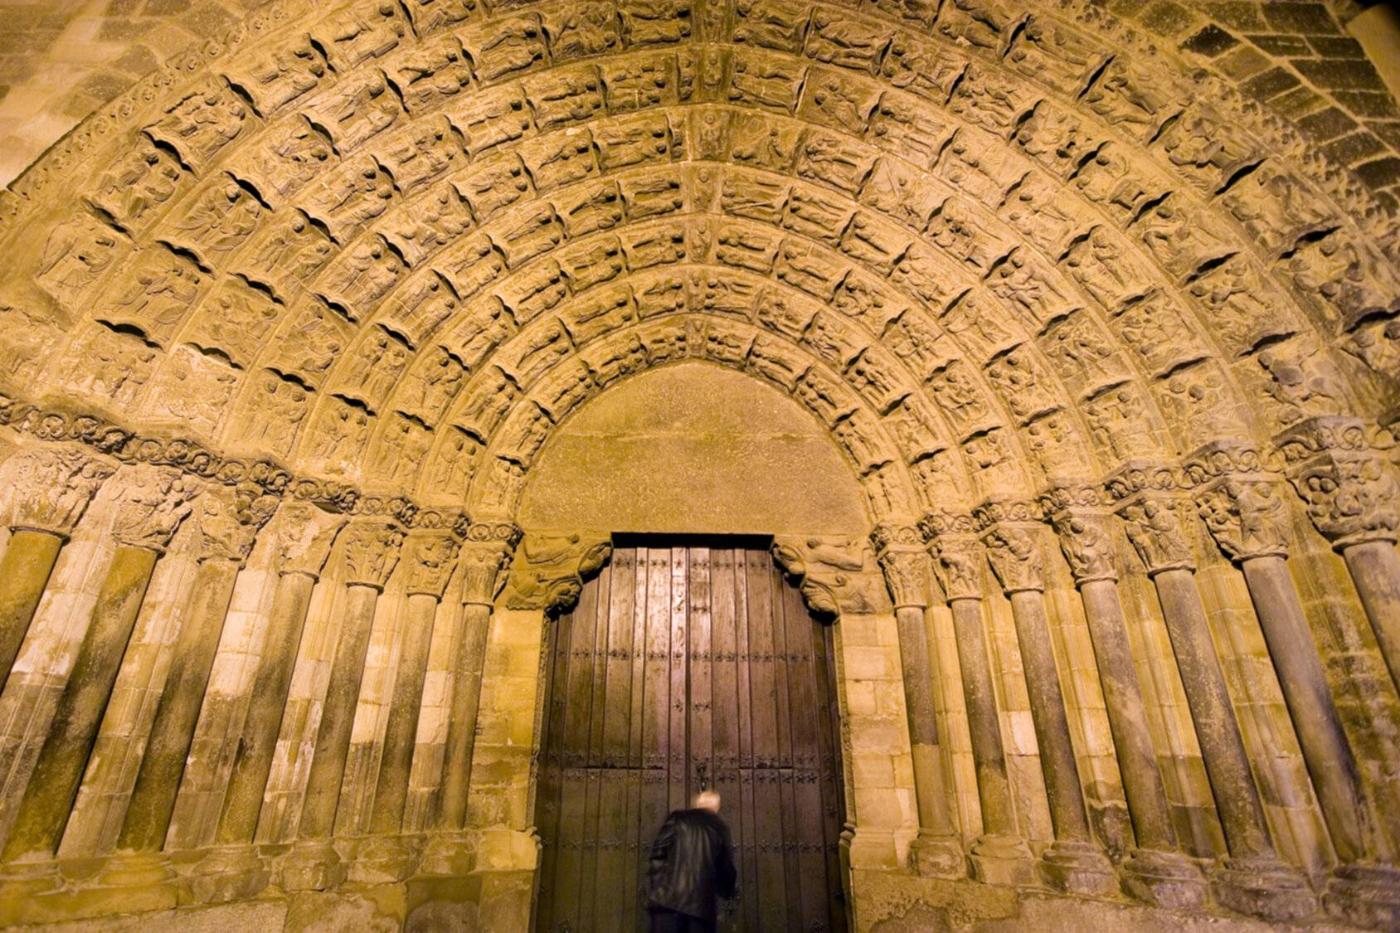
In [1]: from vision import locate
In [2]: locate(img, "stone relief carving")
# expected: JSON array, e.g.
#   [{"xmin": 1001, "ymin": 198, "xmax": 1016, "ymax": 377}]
[
  {"xmin": 503, "ymin": 532, "xmax": 612, "ymax": 614},
  {"xmin": 0, "ymin": 445, "xmax": 118, "ymax": 537}
]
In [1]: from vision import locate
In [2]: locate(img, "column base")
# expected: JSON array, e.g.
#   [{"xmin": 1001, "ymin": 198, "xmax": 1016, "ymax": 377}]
[
  {"xmin": 278, "ymin": 839, "xmax": 348, "ymax": 892},
  {"xmin": 1119, "ymin": 847, "xmax": 1206, "ymax": 910},
  {"xmin": 419, "ymin": 830, "xmax": 477, "ymax": 876},
  {"xmin": 0, "ymin": 859, "xmax": 62, "ymax": 903},
  {"xmin": 1211, "ymin": 855, "xmax": 1317, "ymax": 923},
  {"xmin": 183, "ymin": 843, "xmax": 270, "ymax": 905},
  {"xmin": 968, "ymin": 834, "xmax": 1036, "ymax": 887},
  {"xmin": 910, "ymin": 832, "xmax": 966, "ymax": 879},
  {"xmin": 348, "ymin": 833, "xmax": 423, "ymax": 884},
  {"xmin": 97, "ymin": 850, "xmax": 177, "ymax": 888},
  {"xmin": 1038, "ymin": 839, "xmax": 1118, "ymax": 897},
  {"xmin": 1323, "ymin": 862, "xmax": 1400, "ymax": 929}
]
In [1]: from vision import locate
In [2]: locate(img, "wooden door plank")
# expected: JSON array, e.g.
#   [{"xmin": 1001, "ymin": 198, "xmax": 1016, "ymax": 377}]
[
  {"xmin": 774, "ymin": 577, "xmax": 806, "ymax": 927},
  {"xmin": 784, "ymin": 580, "xmax": 829, "ymax": 932},
  {"xmin": 688, "ymin": 547, "xmax": 713, "ymax": 799},
  {"xmin": 812, "ymin": 618, "xmax": 849, "ymax": 932},
  {"xmin": 640, "ymin": 547, "xmax": 673, "ymax": 922},
  {"xmin": 534, "ymin": 613, "xmax": 568, "ymax": 933},
  {"xmin": 668, "ymin": 547, "xmax": 689, "ymax": 814}
]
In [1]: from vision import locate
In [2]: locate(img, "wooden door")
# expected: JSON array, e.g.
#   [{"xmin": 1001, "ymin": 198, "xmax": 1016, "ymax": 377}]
[{"xmin": 534, "ymin": 541, "xmax": 848, "ymax": 933}]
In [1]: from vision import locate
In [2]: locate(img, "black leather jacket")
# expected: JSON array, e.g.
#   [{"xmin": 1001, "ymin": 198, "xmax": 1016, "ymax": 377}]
[{"xmin": 645, "ymin": 808, "xmax": 738, "ymax": 921}]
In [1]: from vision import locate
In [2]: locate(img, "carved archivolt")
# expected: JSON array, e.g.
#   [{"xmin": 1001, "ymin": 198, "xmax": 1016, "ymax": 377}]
[{"xmin": 0, "ymin": 0, "xmax": 1395, "ymax": 527}]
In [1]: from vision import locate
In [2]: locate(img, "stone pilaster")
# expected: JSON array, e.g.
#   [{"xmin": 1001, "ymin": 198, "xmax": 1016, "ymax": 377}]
[
  {"xmin": 433, "ymin": 522, "xmax": 520, "ymax": 849},
  {"xmin": 0, "ymin": 446, "xmax": 117, "ymax": 685},
  {"xmin": 871, "ymin": 522, "xmax": 964, "ymax": 879},
  {"xmin": 1042, "ymin": 484, "xmax": 1205, "ymax": 908},
  {"xmin": 1108, "ymin": 462, "xmax": 1315, "ymax": 923},
  {"xmin": 1186, "ymin": 440, "xmax": 1400, "ymax": 926},
  {"xmin": 1, "ymin": 465, "xmax": 197, "ymax": 864},
  {"xmin": 920, "ymin": 512, "xmax": 1034, "ymax": 887},
  {"xmin": 282, "ymin": 516, "xmax": 404, "ymax": 892},
  {"xmin": 117, "ymin": 483, "xmax": 278, "ymax": 856},
  {"xmin": 211, "ymin": 499, "xmax": 345, "ymax": 888},
  {"xmin": 1275, "ymin": 417, "xmax": 1400, "ymax": 695},
  {"xmin": 977, "ymin": 501, "xmax": 1116, "ymax": 897}
]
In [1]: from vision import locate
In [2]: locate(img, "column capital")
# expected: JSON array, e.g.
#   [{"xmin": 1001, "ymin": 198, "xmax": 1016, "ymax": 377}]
[
  {"xmin": 110, "ymin": 465, "xmax": 201, "ymax": 553},
  {"xmin": 871, "ymin": 524, "xmax": 930, "ymax": 610},
  {"xmin": 1183, "ymin": 442, "xmax": 1290, "ymax": 562},
  {"xmin": 771, "ymin": 535, "xmax": 888, "ymax": 619},
  {"xmin": 973, "ymin": 501, "xmax": 1046, "ymax": 595},
  {"xmin": 503, "ymin": 532, "xmax": 611, "ymax": 615},
  {"xmin": 1273, "ymin": 417, "xmax": 1399, "ymax": 549},
  {"xmin": 188, "ymin": 482, "xmax": 280, "ymax": 564},
  {"xmin": 271, "ymin": 499, "xmax": 347, "ymax": 580},
  {"xmin": 919, "ymin": 513, "xmax": 985, "ymax": 603},
  {"xmin": 340, "ymin": 518, "xmax": 406, "ymax": 590},
  {"xmin": 459, "ymin": 521, "xmax": 522, "ymax": 607},
  {"xmin": 1106, "ymin": 461, "xmax": 1196, "ymax": 576},
  {"xmin": 0, "ymin": 444, "xmax": 118, "ymax": 538},
  {"xmin": 403, "ymin": 530, "xmax": 462, "ymax": 599}
]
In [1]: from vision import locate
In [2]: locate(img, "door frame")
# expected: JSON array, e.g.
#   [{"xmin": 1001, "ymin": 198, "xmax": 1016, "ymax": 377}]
[{"xmin": 462, "ymin": 529, "xmax": 921, "ymax": 932}]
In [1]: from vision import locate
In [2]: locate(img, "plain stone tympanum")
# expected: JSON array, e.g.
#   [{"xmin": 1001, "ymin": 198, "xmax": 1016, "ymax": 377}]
[{"xmin": 0, "ymin": 0, "xmax": 1399, "ymax": 930}]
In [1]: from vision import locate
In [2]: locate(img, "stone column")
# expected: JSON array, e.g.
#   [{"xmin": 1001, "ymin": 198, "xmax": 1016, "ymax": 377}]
[
  {"xmin": 0, "ymin": 445, "xmax": 116, "ymax": 686},
  {"xmin": 1041, "ymin": 485, "xmax": 1205, "ymax": 908},
  {"xmin": 1187, "ymin": 442, "xmax": 1400, "ymax": 926},
  {"xmin": 871, "ymin": 523, "xmax": 963, "ymax": 879},
  {"xmin": 355, "ymin": 523, "xmax": 462, "ymax": 883},
  {"xmin": 435, "ymin": 522, "xmax": 520, "ymax": 839},
  {"xmin": 921, "ymin": 515, "xmax": 1034, "ymax": 886},
  {"xmin": 209, "ymin": 498, "xmax": 345, "ymax": 888},
  {"xmin": 1108, "ymin": 463, "xmax": 1315, "ymax": 923},
  {"xmin": 977, "ymin": 503, "xmax": 1116, "ymax": 896},
  {"xmin": 1, "ymin": 465, "xmax": 197, "ymax": 864},
  {"xmin": 114, "ymin": 484, "xmax": 278, "ymax": 861},
  {"xmin": 1275, "ymin": 418, "xmax": 1400, "ymax": 694},
  {"xmin": 282, "ymin": 515, "xmax": 405, "ymax": 892}
]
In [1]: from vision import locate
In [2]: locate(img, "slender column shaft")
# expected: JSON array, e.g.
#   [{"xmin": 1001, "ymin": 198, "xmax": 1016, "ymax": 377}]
[
  {"xmin": 894, "ymin": 604, "xmax": 956, "ymax": 837},
  {"xmin": 369, "ymin": 591, "xmax": 439, "ymax": 834},
  {"xmin": 439, "ymin": 602, "xmax": 492, "ymax": 830},
  {"xmin": 1152, "ymin": 568, "xmax": 1273, "ymax": 859},
  {"xmin": 118, "ymin": 557, "xmax": 241, "ymax": 852},
  {"xmin": 215, "ymin": 570, "xmax": 317, "ymax": 844},
  {"xmin": 0, "ymin": 530, "xmax": 64, "ymax": 687},
  {"xmin": 1077, "ymin": 579, "xmax": 1177, "ymax": 851},
  {"xmin": 1241, "ymin": 556, "xmax": 1368, "ymax": 861},
  {"xmin": 1006, "ymin": 590, "xmax": 1092, "ymax": 842},
  {"xmin": 948, "ymin": 596, "xmax": 1016, "ymax": 837},
  {"xmin": 2, "ymin": 546, "xmax": 158, "ymax": 861},
  {"xmin": 1342, "ymin": 541, "xmax": 1400, "ymax": 695},
  {"xmin": 298, "ymin": 583, "xmax": 380, "ymax": 839}
]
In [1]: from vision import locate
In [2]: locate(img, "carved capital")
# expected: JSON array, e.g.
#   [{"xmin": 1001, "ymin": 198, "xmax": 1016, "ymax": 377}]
[
  {"xmin": 980, "ymin": 525, "xmax": 1045, "ymax": 595},
  {"xmin": 920, "ymin": 512, "xmax": 984, "ymax": 602},
  {"xmin": 459, "ymin": 522, "xmax": 522, "ymax": 607},
  {"xmin": 504, "ymin": 533, "xmax": 611, "ymax": 615},
  {"xmin": 268, "ymin": 500, "xmax": 346, "ymax": 580},
  {"xmin": 1274, "ymin": 417, "xmax": 1399, "ymax": 548},
  {"xmin": 340, "ymin": 518, "xmax": 406, "ymax": 590},
  {"xmin": 0, "ymin": 444, "xmax": 117, "ymax": 537},
  {"xmin": 188, "ymin": 482, "xmax": 280, "ymax": 563},
  {"xmin": 1107, "ymin": 462, "xmax": 1196, "ymax": 576},
  {"xmin": 771, "ymin": 535, "xmax": 886, "ymax": 619},
  {"xmin": 871, "ymin": 524, "xmax": 930, "ymax": 609},
  {"xmin": 1182, "ymin": 443, "xmax": 1290, "ymax": 562},
  {"xmin": 110, "ymin": 465, "xmax": 201, "ymax": 553},
  {"xmin": 403, "ymin": 530, "xmax": 461, "ymax": 599},
  {"xmin": 1039, "ymin": 484, "xmax": 1117, "ymax": 584}
]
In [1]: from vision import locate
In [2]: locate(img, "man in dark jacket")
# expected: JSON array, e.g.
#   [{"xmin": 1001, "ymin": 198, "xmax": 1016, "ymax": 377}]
[{"xmin": 645, "ymin": 790, "xmax": 738, "ymax": 932}]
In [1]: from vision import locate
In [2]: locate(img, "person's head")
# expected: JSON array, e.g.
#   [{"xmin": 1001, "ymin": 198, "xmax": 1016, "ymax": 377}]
[{"xmin": 694, "ymin": 790, "xmax": 721, "ymax": 814}]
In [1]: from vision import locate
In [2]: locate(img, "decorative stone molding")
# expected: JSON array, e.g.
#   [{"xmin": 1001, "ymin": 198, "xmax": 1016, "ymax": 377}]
[
  {"xmin": 919, "ymin": 511, "xmax": 984, "ymax": 602},
  {"xmin": 270, "ymin": 499, "xmax": 347, "ymax": 580},
  {"xmin": 1274, "ymin": 416, "xmax": 1400, "ymax": 549},
  {"xmin": 1182, "ymin": 441, "xmax": 1291, "ymax": 563},
  {"xmin": 1040, "ymin": 484, "xmax": 1119, "ymax": 585},
  {"xmin": 503, "ymin": 533, "xmax": 611, "ymax": 615},
  {"xmin": 340, "ymin": 518, "xmax": 406, "ymax": 591},
  {"xmin": 1107, "ymin": 462, "xmax": 1197, "ymax": 576},
  {"xmin": 771, "ymin": 535, "xmax": 885, "ymax": 619},
  {"xmin": 0, "ymin": 444, "xmax": 117, "ymax": 537},
  {"xmin": 109, "ymin": 465, "xmax": 200, "ymax": 553},
  {"xmin": 870, "ymin": 523, "xmax": 931, "ymax": 610},
  {"xmin": 187, "ymin": 482, "xmax": 280, "ymax": 564},
  {"xmin": 403, "ymin": 531, "xmax": 462, "ymax": 600},
  {"xmin": 459, "ymin": 522, "xmax": 523, "ymax": 608}
]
